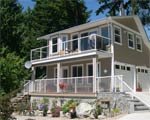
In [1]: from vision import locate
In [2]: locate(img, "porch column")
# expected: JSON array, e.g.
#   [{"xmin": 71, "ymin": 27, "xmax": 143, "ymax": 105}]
[
  {"xmin": 31, "ymin": 66, "xmax": 36, "ymax": 92},
  {"xmin": 110, "ymin": 23, "xmax": 115, "ymax": 92},
  {"xmin": 133, "ymin": 66, "xmax": 137, "ymax": 93},
  {"xmin": 57, "ymin": 63, "xmax": 61, "ymax": 93},
  {"xmin": 93, "ymin": 57, "xmax": 97, "ymax": 93}
]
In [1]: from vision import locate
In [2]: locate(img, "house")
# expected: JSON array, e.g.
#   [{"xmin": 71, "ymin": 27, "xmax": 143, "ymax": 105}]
[{"xmin": 24, "ymin": 15, "xmax": 150, "ymax": 105}]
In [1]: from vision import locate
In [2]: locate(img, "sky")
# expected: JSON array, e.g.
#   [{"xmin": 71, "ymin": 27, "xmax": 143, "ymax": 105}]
[{"xmin": 18, "ymin": 0, "xmax": 149, "ymax": 39}]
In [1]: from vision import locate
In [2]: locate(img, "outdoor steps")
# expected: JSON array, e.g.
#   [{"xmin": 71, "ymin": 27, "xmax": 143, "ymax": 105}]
[
  {"xmin": 127, "ymin": 97, "xmax": 150, "ymax": 112},
  {"xmin": 134, "ymin": 100, "xmax": 150, "ymax": 111}
]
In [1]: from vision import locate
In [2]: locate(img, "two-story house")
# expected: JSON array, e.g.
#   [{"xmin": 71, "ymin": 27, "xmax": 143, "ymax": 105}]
[{"xmin": 24, "ymin": 15, "xmax": 150, "ymax": 103}]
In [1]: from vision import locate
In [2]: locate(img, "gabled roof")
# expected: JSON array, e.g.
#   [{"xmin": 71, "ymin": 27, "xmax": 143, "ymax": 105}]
[
  {"xmin": 37, "ymin": 17, "xmax": 109, "ymax": 40},
  {"xmin": 37, "ymin": 15, "xmax": 150, "ymax": 50}
]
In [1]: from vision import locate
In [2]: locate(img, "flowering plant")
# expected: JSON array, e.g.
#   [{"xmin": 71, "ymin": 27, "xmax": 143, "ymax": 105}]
[{"xmin": 59, "ymin": 83, "xmax": 65, "ymax": 89}]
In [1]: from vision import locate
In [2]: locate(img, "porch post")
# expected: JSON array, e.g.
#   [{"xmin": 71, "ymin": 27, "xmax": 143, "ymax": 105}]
[
  {"xmin": 93, "ymin": 57, "xmax": 97, "ymax": 93},
  {"xmin": 110, "ymin": 23, "xmax": 115, "ymax": 92},
  {"xmin": 31, "ymin": 66, "xmax": 36, "ymax": 92},
  {"xmin": 57, "ymin": 63, "xmax": 61, "ymax": 93},
  {"xmin": 133, "ymin": 66, "xmax": 137, "ymax": 93}
]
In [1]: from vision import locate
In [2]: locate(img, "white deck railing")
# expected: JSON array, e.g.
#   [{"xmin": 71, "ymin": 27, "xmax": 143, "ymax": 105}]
[
  {"xmin": 31, "ymin": 34, "xmax": 111, "ymax": 61},
  {"xmin": 23, "ymin": 75, "xmax": 135, "ymax": 95}
]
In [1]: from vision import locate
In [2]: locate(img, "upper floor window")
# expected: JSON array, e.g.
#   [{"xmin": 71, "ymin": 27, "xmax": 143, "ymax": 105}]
[
  {"xmin": 52, "ymin": 37, "xmax": 58, "ymax": 53},
  {"xmin": 127, "ymin": 32, "xmax": 134, "ymax": 49},
  {"xmin": 114, "ymin": 26, "xmax": 122, "ymax": 45},
  {"xmin": 136, "ymin": 36, "xmax": 142, "ymax": 52}
]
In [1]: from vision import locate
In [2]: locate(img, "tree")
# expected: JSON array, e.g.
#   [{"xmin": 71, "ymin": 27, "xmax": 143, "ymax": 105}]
[
  {"xmin": 0, "ymin": 49, "xmax": 30, "ymax": 94},
  {"xmin": 0, "ymin": 0, "xmax": 23, "ymax": 54},
  {"xmin": 96, "ymin": 0, "xmax": 150, "ymax": 26},
  {"xmin": 31, "ymin": 0, "xmax": 91, "ymax": 36}
]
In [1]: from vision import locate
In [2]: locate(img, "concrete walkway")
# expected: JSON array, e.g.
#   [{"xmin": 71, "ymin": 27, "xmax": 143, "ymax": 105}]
[
  {"xmin": 14, "ymin": 112, "xmax": 150, "ymax": 120},
  {"xmin": 119, "ymin": 112, "xmax": 150, "ymax": 120}
]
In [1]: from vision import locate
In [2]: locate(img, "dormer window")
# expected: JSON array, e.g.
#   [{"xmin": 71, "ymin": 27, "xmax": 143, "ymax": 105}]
[
  {"xmin": 136, "ymin": 36, "xmax": 142, "ymax": 52},
  {"xmin": 114, "ymin": 26, "xmax": 122, "ymax": 45},
  {"xmin": 127, "ymin": 32, "xmax": 134, "ymax": 49}
]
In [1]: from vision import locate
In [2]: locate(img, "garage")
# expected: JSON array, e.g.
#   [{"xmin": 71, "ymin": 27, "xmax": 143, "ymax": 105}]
[
  {"xmin": 114, "ymin": 62, "xmax": 135, "ymax": 91},
  {"xmin": 137, "ymin": 67, "xmax": 150, "ymax": 92}
]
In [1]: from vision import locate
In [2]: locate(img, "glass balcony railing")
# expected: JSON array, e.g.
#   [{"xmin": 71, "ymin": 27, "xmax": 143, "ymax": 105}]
[{"xmin": 31, "ymin": 34, "xmax": 111, "ymax": 61}]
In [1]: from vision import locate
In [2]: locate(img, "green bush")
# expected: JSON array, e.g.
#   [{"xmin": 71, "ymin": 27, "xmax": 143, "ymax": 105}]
[{"xmin": 62, "ymin": 99, "xmax": 78, "ymax": 113}]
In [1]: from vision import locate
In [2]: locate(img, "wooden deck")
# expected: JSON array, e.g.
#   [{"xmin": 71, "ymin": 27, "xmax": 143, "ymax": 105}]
[{"xmin": 29, "ymin": 92, "xmax": 97, "ymax": 98}]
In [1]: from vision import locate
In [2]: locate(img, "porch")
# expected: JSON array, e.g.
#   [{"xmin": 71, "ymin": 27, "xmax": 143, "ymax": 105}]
[{"xmin": 24, "ymin": 75, "xmax": 133, "ymax": 95}]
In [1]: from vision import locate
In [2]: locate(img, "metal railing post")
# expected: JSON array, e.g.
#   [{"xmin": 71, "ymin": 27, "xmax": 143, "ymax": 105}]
[
  {"xmin": 75, "ymin": 78, "xmax": 77, "ymax": 93},
  {"xmin": 120, "ymin": 76, "xmax": 123, "ymax": 92}
]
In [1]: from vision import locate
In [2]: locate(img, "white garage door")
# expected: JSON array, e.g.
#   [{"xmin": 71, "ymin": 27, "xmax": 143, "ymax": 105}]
[
  {"xmin": 137, "ymin": 68, "xmax": 150, "ymax": 92},
  {"xmin": 115, "ymin": 63, "xmax": 134, "ymax": 91}
]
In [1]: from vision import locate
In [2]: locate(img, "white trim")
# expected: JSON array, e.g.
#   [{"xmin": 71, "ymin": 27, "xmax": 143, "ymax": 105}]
[
  {"xmin": 51, "ymin": 36, "xmax": 59, "ymax": 54},
  {"xmin": 113, "ymin": 25, "xmax": 122, "ymax": 45},
  {"xmin": 127, "ymin": 32, "xmax": 135, "ymax": 50},
  {"xmin": 136, "ymin": 35, "xmax": 142, "ymax": 52},
  {"xmin": 114, "ymin": 61, "xmax": 135, "ymax": 68},
  {"xmin": 60, "ymin": 34, "xmax": 68, "ymax": 51}
]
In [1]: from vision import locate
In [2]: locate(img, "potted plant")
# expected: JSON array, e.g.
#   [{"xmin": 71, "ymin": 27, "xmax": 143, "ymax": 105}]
[
  {"xmin": 136, "ymin": 82, "xmax": 142, "ymax": 92},
  {"xmin": 59, "ymin": 82, "xmax": 65, "ymax": 92}
]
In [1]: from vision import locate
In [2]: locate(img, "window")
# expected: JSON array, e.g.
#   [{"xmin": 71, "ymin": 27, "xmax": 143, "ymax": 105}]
[
  {"xmin": 136, "ymin": 36, "xmax": 142, "ymax": 52},
  {"xmin": 61, "ymin": 35, "xmax": 68, "ymax": 51},
  {"xmin": 137, "ymin": 68, "xmax": 140, "ymax": 72},
  {"xmin": 101, "ymin": 26, "xmax": 110, "ymax": 49},
  {"xmin": 121, "ymin": 66, "xmax": 125, "ymax": 70},
  {"xmin": 145, "ymin": 70, "xmax": 148, "ymax": 73},
  {"xmin": 115, "ymin": 65, "xmax": 120, "ymax": 69},
  {"xmin": 128, "ymin": 33, "xmax": 134, "ymax": 49},
  {"xmin": 72, "ymin": 65, "xmax": 83, "ymax": 77},
  {"xmin": 127, "ymin": 67, "xmax": 131, "ymax": 71},
  {"xmin": 87, "ymin": 64, "xmax": 93, "ymax": 76},
  {"xmin": 141, "ymin": 69, "xmax": 144, "ymax": 73},
  {"xmin": 72, "ymin": 65, "xmax": 83, "ymax": 84},
  {"xmin": 72, "ymin": 34, "xmax": 78, "ymax": 51},
  {"xmin": 52, "ymin": 37, "xmax": 58, "ymax": 53},
  {"xmin": 114, "ymin": 26, "xmax": 121, "ymax": 44}
]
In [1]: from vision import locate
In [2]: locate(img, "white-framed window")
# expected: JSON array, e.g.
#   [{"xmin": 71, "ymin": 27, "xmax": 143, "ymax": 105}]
[
  {"xmin": 51, "ymin": 36, "xmax": 58, "ymax": 53},
  {"xmin": 71, "ymin": 64, "xmax": 83, "ymax": 77},
  {"xmin": 136, "ymin": 36, "xmax": 142, "ymax": 52},
  {"xmin": 71, "ymin": 33, "xmax": 79, "ymax": 51},
  {"xmin": 127, "ymin": 32, "xmax": 135, "ymax": 49},
  {"xmin": 114, "ymin": 26, "xmax": 122, "ymax": 45},
  {"xmin": 60, "ymin": 35, "xmax": 68, "ymax": 51},
  {"xmin": 71, "ymin": 64, "xmax": 83, "ymax": 84}
]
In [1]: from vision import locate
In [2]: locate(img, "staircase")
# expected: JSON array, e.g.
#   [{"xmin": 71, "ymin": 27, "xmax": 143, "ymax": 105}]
[{"xmin": 127, "ymin": 92, "xmax": 150, "ymax": 113}]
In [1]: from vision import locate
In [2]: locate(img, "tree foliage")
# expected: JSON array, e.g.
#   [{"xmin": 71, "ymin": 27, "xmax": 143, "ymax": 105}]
[
  {"xmin": 0, "ymin": 50, "xmax": 30, "ymax": 94},
  {"xmin": 96, "ymin": 0, "xmax": 150, "ymax": 26},
  {"xmin": 0, "ymin": 0, "xmax": 90, "ymax": 95},
  {"xmin": 0, "ymin": 0, "xmax": 23, "ymax": 53},
  {"xmin": 31, "ymin": 0, "xmax": 91, "ymax": 36}
]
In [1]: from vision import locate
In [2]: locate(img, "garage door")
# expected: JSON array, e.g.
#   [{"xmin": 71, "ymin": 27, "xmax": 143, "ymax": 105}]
[
  {"xmin": 137, "ymin": 68, "xmax": 150, "ymax": 92},
  {"xmin": 115, "ymin": 63, "xmax": 134, "ymax": 91}
]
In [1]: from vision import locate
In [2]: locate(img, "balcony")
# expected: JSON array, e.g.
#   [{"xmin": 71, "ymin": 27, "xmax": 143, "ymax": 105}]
[{"xmin": 31, "ymin": 34, "xmax": 111, "ymax": 64}]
